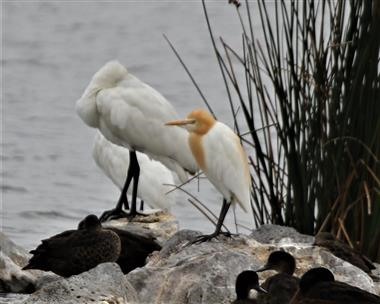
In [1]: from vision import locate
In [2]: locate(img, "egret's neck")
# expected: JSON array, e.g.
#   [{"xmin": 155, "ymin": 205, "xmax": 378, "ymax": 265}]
[{"xmin": 189, "ymin": 133, "xmax": 206, "ymax": 170}]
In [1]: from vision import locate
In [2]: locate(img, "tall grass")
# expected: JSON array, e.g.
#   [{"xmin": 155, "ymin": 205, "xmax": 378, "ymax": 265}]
[{"xmin": 196, "ymin": 0, "xmax": 380, "ymax": 261}]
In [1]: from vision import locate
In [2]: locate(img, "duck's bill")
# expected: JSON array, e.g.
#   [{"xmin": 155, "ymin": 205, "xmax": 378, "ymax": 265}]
[
  {"xmin": 255, "ymin": 264, "xmax": 270, "ymax": 272},
  {"xmin": 257, "ymin": 286, "xmax": 268, "ymax": 294},
  {"xmin": 165, "ymin": 119, "xmax": 195, "ymax": 126}
]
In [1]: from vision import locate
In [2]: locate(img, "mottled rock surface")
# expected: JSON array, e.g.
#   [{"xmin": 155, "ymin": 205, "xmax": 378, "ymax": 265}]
[
  {"xmin": 126, "ymin": 228, "xmax": 379, "ymax": 304},
  {"xmin": 23, "ymin": 263, "xmax": 138, "ymax": 304},
  {"xmin": 127, "ymin": 230, "xmax": 263, "ymax": 304},
  {"xmin": 103, "ymin": 210, "xmax": 178, "ymax": 245}
]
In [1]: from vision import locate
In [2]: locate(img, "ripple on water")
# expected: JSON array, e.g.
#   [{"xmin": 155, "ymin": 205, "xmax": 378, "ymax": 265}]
[
  {"xmin": 19, "ymin": 210, "xmax": 79, "ymax": 220},
  {"xmin": 0, "ymin": 185, "xmax": 28, "ymax": 193}
]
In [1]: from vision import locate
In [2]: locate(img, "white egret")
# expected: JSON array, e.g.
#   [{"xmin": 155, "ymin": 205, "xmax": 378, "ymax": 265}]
[
  {"xmin": 92, "ymin": 131, "xmax": 176, "ymax": 213},
  {"xmin": 166, "ymin": 109, "xmax": 251, "ymax": 243},
  {"xmin": 76, "ymin": 61, "xmax": 197, "ymax": 220}
]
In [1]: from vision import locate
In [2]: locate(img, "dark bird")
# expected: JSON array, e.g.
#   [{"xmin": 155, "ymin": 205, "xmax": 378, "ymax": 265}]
[
  {"xmin": 232, "ymin": 270, "xmax": 268, "ymax": 304},
  {"xmin": 77, "ymin": 217, "xmax": 161, "ymax": 274},
  {"xmin": 290, "ymin": 267, "xmax": 380, "ymax": 304},
  {"xmin": 314, "ymin": 232, "xmax": 376, "ymax": 274},
  {"xmin": 256, "ymin": 251, "xmax": 300, "ymax": 304},
  {"xmin": 23, "ymin": 214, "xmax": 121, "ymax": 277}
]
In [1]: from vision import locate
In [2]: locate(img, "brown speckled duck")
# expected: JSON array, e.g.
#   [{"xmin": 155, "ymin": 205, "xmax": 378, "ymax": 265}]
[
  {"xmin": 290, "ymin": 267, "xmax": 380, "ymax": 304},
  {"xmin": 314, "ymin": 232, "xmax": 376, "ymax": 274},
  {"xmin": 256, "ymin": 251, "xmax": 300, "ymax": 304},
  {"xmin": 77, "ymin": 216, "xmax": 161, "ymax": 274},
  {"xmin": 23, "ymin": 214, "xmax": 121, "ymax": 277},
  {"xmin": 232, "ymin": 270, "xmax": 267, "ymax": 304}
]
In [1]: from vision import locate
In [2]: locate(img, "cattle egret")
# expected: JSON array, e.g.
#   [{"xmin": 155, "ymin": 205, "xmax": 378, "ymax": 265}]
[
  {"xmin": 76, "ymin": 61, "xmax": 198, "ymax": 220},
  {"xmin": 166, "ymin": 109, "xmax": 251, "ymax": 243},
  {"xmin": 92, "ymin": 131, "xmax": 176, "ymax": 214}
]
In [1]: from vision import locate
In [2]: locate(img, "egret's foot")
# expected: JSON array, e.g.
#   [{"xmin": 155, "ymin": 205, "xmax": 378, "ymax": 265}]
[
  {"xmin": 187, "ymin": 233, "xmax": 218, "ymax": 246},
  {"xmin": 186, "ymin": 231, "xmax": 233, "ymax": 246},
  {"xmin": 219, "ymin": 231, "xmax": 234, "ymax": 237},
  {"xmin": 99, "ymin": 208, "xmax": 129, "ymax": 222}
]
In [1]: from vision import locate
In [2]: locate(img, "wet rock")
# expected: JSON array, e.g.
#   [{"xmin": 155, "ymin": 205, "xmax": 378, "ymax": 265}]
[
  {"xmin": 126, "ymin": 229, "xmax": 378, "ymax": 304},
  {"xmin": 23, "ymin": 263, "xmax": 138, "ymax": 304},
  {"xmin": 103, "ymin": 210, "xmax": 179, "ymax": 245}
]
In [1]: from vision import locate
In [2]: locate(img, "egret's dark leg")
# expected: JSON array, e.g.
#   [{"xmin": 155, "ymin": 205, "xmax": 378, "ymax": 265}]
[
  {"xmin": 140, "ymin": 200, "xmax": 144, "ymax": 211},
  {"xmin": 189, "ymin": 199, "xmax": 231, "ymax": 245},
  {"xmin": 127, "ymin": 151, "xmax": 147, "ymax": 218},
  {"xmin": 116, "ymin": 177, "xmax": 131, "ymax": 211},
  {"xmin": 99, "ymin": 151, "xmax": 135, "ymax": 222},
  {"xmin": 128, "ymin": 151, "xmax": 140, "ymax": 216}
]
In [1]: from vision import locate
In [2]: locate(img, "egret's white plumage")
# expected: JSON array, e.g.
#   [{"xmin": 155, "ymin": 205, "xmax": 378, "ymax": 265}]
[
  {"xmin": 201, "ymin": 122, "xmax": 251, "ymax": 212},
  {"xmin": 92, "ymin": 132, "xmax": 175, "ymax": 211},
  {"xmin": 76, "ymin": 61, "xmax": 198, "ymax": 182},
  {"xmin": 166, "ymin": 109, "xmax": 251, "ymax": 241},
  {"xmin": 76, "ymin": 60, "xmax": 198, "ymax": 219}
]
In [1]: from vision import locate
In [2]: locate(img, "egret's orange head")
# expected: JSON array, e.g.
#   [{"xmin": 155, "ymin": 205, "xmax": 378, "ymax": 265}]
[{"xmin": 165, "ymin": 109, "xmax": 216, "ymax": 135}]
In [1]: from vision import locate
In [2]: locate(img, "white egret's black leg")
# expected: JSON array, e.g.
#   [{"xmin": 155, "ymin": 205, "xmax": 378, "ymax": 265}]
[
  {"xmin": 115, "ymin": 177, "xmax": 131, "ymax": 210},
  {"xmin": 189, "ymin": 199, "xmax": 231, "ymax": 244},
  {"xmin": 127, "ymin": 151, "xmax": 147, "ymax": 218},
  {"xmin": 128, "ymin": 151, "xmax": 140, "ymax": 216},
  {"xmin": 140, "ymin": 200, "xmax": 144, "ymax": 211},
  {"xmin": 99, "ymin": 151, "xmax": 135, "ymax": 222}
]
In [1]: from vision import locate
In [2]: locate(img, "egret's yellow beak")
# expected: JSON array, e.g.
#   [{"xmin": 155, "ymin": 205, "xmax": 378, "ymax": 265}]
[{"xmin": 165, "ymin": 119, "xmax": 195, "ymax": 126}]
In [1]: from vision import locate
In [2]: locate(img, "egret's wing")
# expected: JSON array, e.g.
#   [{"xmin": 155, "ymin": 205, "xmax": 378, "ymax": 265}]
[{"xmin": 203, "ymin": 122, "xmax": 251, "ymax": 212}]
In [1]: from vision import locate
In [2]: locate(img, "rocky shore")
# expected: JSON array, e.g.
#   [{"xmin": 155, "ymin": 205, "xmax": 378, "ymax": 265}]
[{"xmin": 1, "ymin": 212, "xmax": 379, "ymax": 303}]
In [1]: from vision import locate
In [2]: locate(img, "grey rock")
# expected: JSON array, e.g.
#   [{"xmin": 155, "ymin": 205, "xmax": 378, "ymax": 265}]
[
  {"xmin": 0, "ymin": 253, "xmax": 36, "ymax": 293},
  {"xmin": 126, "ymin": 231, "xmax": 264, "ymax": 304},
  {"xmin": 0, "ymin": 233, "xmax": 29, "ymax": 267},
  {"xmin": 23, "ymin": 263, "xmax": 138, "ymax": 304},
  {"xmin": 0, "ymin": 233, "xmax": 44, "ymax": 294},
  {"xmin": 373, "ymin": 263, "xmax": 380, "ymax": 295},
  {"xmin": 126, "ymin": 229, "xmax": 378, "ymax": 303},
  {"xmin": 0, "ymin": 293, "xmax": 29, "ymax": 304},
  {"xmin": 103, "ymin": 210, "xmax": 178, "ymax": 245},
  {"xmin": 250, "ymin": 224, "xmax": 314, "ymax": 244}
]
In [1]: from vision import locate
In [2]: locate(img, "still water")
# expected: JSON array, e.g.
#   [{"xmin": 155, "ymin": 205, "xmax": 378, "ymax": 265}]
[{"xmin": 2, "ymin": 1, "xmax": 267, "ymax": 252}]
